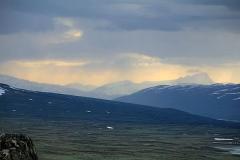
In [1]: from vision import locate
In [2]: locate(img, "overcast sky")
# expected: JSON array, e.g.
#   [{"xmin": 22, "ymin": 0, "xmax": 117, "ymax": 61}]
[{"xmin": 1, "ymin": 0, "xmax": 240, "ymax": 85}]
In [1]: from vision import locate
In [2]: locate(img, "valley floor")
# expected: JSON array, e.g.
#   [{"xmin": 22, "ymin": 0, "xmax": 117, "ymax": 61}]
[{"xmin": 1, "ymin": 117, "xmax": 240, "ymax": 160}]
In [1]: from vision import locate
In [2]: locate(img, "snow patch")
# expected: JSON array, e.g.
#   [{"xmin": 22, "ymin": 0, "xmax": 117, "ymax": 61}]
[
  {"xmin": 233, "ymin": 97, "xmax": 240, "ymax": 100},
  {"xmin": 226, "ymin": 92, "xmax": 240, "ymax": 95},
  {"xmin": 216, "ymin": 89, "xmax": 229, "ymax": 92},
  {"xmin": 215, "ymin": 146, "xmax": 240, "ymax": 155},
  {"xmin": 211, "ymin": 92, "xmax": 220, "ymax": 95},
  {"xmin": 230, "ymin": 87, "xmax": 240, "ymax": 91},
  {"xmin": 217, "ymin": 95, "xmax": 226, "ymax": 99},
  {"xmin": 0, "ymin": 87, "xmax": 5, "ymax": 96},
  {"xmin": 156, "ymin": 86, "xmax": 171, "ymax": 90},
  {"xmin": 10, "ymin": 86, "xmax": 19, "ymax": 90},
  {"xmin": 214, "ymin": 138, "xmax": 233, "ymax": 141},
  {"xmin": 106, "ymin": 126, "xmax": 114, "ymax": 130}
]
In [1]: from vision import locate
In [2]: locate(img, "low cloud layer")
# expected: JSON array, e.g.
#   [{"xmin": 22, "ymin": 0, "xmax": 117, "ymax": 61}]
[{"xmin": 1, "ymin": 53, "xmax": 240, "ymax": 85}]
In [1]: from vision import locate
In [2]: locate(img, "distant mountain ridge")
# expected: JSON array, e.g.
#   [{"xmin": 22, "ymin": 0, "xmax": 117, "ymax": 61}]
[
  {"xmin": 0, "ymin": 74, "xmax": 88, "ymax": 96},
  {"xmin": 116, "ymin": 84, "xmax": 240, "ymax": 121},
  {"xmin": 65, "ymin": 83, "xmax": 96, "ymax": 92},
  {"xmin": 0, "ymin": 72, "xmax": 214, "ymax": 99},
  {"xmin": 174, "ymin": 72, "xmax": 214, "ymax": 85},
  {"xmin": 87, "ymin": 72, "xmax": 214, "ymax": 99},
  {"xmin": 88, "ymin": 80, "xmax": 159, "ymax": 99}
]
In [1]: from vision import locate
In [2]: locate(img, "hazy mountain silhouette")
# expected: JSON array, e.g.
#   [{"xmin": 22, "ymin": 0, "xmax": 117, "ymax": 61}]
[
  {"xmin": 0, "ymin": 72, "xmax": 214, "ymax": 99},
  {"xmin": 88, "ymin": 72, "xmax": 214, "ymax": 99}
]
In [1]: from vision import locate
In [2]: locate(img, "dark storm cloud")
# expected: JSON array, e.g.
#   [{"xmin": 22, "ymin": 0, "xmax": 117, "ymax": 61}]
[
  {"xmin": 0, "ymin": 10, "xmax": 54, "ymax": 34},
  {"xmin": 1, "ymin": 0, "xmax": 240, "ymax": 34},
  {"xmin": 0, "ymin": 0, "xmax": 240, "ymax": 66},
  {"xmin": 0, "ymin": 0, "xmax": 184, "ymax": 32},
  {"xmin": 1, "ymin": 1, "xmax": 240, "ymax": 83},
  {"xmin": 182, "ymin": 0, "xmax": 240, "ymax": 11}
]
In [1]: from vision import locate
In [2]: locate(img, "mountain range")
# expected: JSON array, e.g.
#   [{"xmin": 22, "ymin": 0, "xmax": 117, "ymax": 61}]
[
  {"xmin": 0, "ymin": 83, "xmax": 238, "ymax": 128},
  {"xmin": 0, "ymin": 74, "xmax": 87, "ymax": 96},
  {"xmin": 65, "ymin": 83, "xmax": 97, "ymax": 92},
  {"xmin": 0, "ymin": 72, "xmax": 214, "ymax": 99},
  {"xmin": 89, "ymin": 72, "xmax": 213, "ymax": 99},
  {"xmin": 116, "ymin": 84, "xmax": 240, "ymax": 121}
]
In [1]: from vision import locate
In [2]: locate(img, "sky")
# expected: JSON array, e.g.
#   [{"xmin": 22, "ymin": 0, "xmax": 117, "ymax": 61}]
[{"xmin": 0, "ymin": 0, "xmax": 240, "ymax": 85}]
